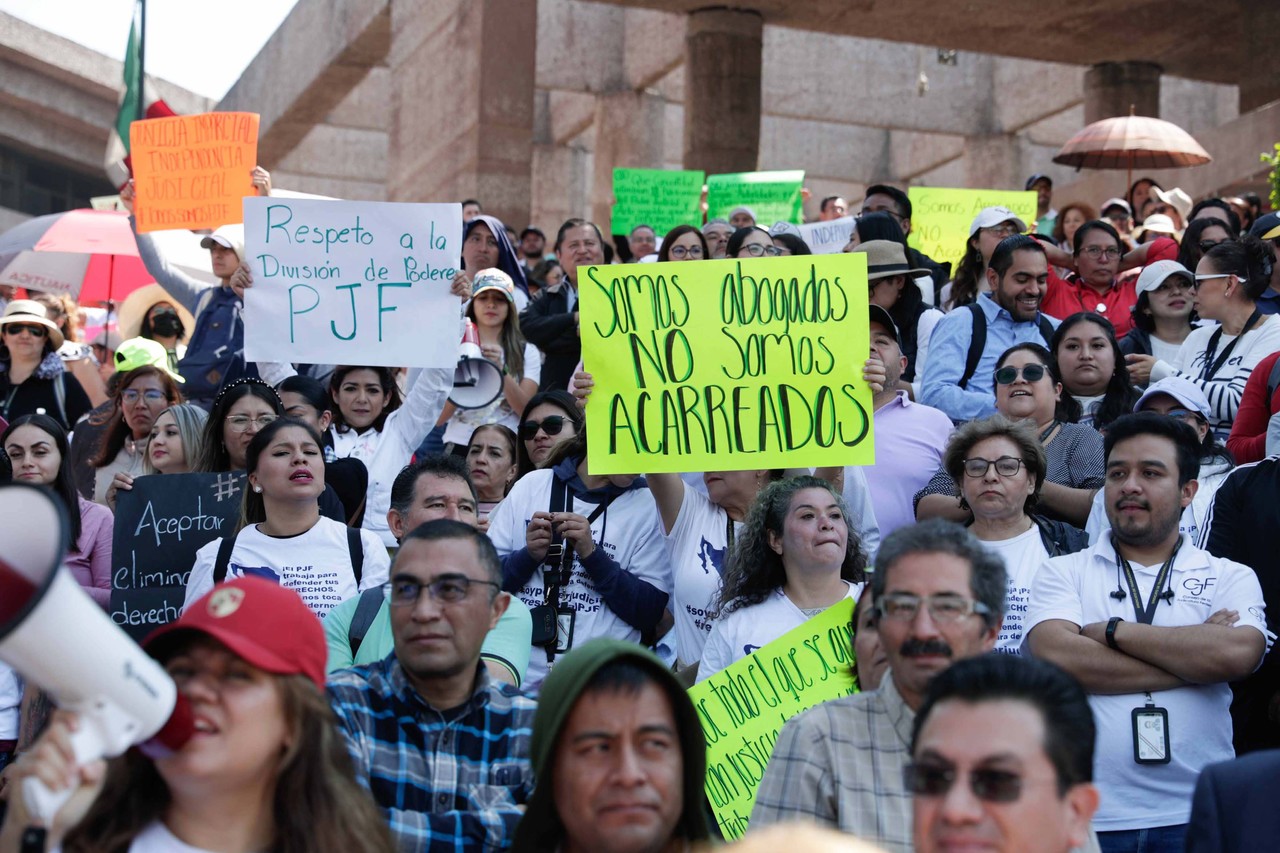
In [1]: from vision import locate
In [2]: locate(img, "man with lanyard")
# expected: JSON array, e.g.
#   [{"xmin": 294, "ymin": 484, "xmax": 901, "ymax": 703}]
[{"xmin": 1025, "ymin": 413, "xmax": 1268, "ymax": 853}]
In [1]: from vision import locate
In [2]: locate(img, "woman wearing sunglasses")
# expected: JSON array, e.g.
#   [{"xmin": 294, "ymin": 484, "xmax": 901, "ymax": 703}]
[
  {"xmin": 916, "ymin": 343, "xmax": 1104, "ymax": 528},
  {"xmin": 92, "ymin": 364, "xmax": 184, "ymax": 507},
  {"xmin": 0, "ymin": 300, "xmax": 92, "ymax": 433},
  {"xmin": 514, "ymin": 390, "xmax": 582, "ymax": 479},
  {"xmin": 942, "ymin": 415, "xmax": 1087, "ymax": 652},
  {"xmin": 1144, "ymin": 237, "xmax": 1280, "ymax": 440}
]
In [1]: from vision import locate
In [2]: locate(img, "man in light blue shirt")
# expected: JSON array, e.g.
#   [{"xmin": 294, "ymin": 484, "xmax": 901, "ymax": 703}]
[{"xmin": 922, "ymin": 235, "xmax": 1060, "ymax": 422}]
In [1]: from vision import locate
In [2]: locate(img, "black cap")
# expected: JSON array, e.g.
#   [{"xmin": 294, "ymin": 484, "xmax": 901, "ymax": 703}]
[
  {"xmin": 519, "ymin": 226, "xmax": 545, "ymax": 239},
  {"xmin": 1025, "ymin": 173, "xmax": 1052, "ymax": 190},
  {"xmin": 868, "ymin": 304, "xmax": 900, "ymax": 343}
]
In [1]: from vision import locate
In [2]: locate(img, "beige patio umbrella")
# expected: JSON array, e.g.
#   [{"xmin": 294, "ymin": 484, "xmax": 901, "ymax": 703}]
[{"xmin": 1052, "ymin": 112, "xmax": 1212, "ymax": 194}]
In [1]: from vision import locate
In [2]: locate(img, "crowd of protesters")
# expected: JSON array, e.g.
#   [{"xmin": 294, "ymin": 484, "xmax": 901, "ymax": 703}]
[{"xmin": 0, "ymin": 166, "xmax": 1278, "ymax": 853}]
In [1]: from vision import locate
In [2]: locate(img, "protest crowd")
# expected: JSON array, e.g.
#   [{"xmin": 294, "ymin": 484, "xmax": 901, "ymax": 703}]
[{"xmin": 4, "ymin": 106, "xmax": 1280, "ymax": 853}]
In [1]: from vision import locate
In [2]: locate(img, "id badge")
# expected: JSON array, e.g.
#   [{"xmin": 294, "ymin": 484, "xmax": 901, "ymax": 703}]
[
  {"xmin": 1132, "ymin": 706, "xmax": 1171, "ymax": 764},
  {"xmin": 555, "ymin": 607, "xmax": 576, "ymax": 654}
]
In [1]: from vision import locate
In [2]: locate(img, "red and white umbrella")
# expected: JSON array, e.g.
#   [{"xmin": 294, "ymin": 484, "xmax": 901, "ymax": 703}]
[{"xmin": 0, "ymin": 209, "xmax": 213, "ymax": 305}]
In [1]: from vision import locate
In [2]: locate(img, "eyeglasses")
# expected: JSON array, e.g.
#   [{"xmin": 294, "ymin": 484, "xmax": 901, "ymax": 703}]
[
  {"xmin": 876, "ymin": 593, "xmax": 991, "ymax": 623},
  {"xmin": 982, "ymin": 223, "xmax": 1021, "ymax": 238},
  {"xmin": 1079, "ymin": 246, "xmax": 1122, "ymax": 260},
  {"xmin": 225, "ymin": 414, "xmax": 277, "ymax": 432},
  {"xmin": 904, "ymin": 763, "xmax": 1027, "ymax": 803},
  {"xmin": 520, "ymin": 416, "xmax": 568, "ymax": 440},
  {"xmin": 963, "ymin": 456, "xmax": 1025, "ymax": 479},
  {"xmin": 1192, "ymin": 272, "xmax": 1233, "ymax": 289},
  {"xmin": 994, "ymin": 364, "xmax": 1047, "ymax": 385},
  {"xmin": 387, "ymin": 574, "xmax": 500, "ymax": 607},
  {"xmin": 668, "ymin": 245, "xmax": 703, "ymax": 259},
  {"xmin": 4, "ymin": 323, "xmax": 47, "ymax": 338},
  {"xmin": 122, "ymin": 389, "xmax": 168, "ymax": 405},
  {"xmin": 739, "ymin": 244, "xmax": 783, "ymax": 257}
]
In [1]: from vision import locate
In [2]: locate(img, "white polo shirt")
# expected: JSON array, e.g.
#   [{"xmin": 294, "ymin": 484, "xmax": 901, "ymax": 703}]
[{"xmin": 1024, "ymin": 536, "xmax": 1269, "ymax": 831}]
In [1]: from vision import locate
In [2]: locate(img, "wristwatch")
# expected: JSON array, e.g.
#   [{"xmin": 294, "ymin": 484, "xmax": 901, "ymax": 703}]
[{"xmin": 1105, "ymin": 616, "xmax": 1123, "ymax": 651}]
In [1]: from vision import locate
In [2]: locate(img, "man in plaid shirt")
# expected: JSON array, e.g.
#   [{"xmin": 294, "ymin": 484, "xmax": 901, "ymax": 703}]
[
  {"xmin": 328, "ymin": 519, "xmax": 536, "ymax": 851},
  {"xmin": 750, "ymin": 520, "xmax": 1005, "ymax": 851}
]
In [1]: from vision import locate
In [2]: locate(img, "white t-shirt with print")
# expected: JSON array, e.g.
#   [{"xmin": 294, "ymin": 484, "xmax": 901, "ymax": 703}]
[
  {"xmin": 1023, "ymin": 536, "xmax": 1269, "ymax": 831},
  {"xmin": 184, "ymin": 517, "xmax": 390, "ymax": 619},
  {"xmin": 697, "ymin": 582, "xmax": 862, "ymax": 683},
  {"xmin": 663, "ymin": 487, "xmax": 737, "ymax": 665},
  {"xmin": 977, "ymin": 525, "xmax": 1049, "ymax": 653},
  {"xmin": 53, "ymin": 821, "xmax": 219, "ymax": 853}
]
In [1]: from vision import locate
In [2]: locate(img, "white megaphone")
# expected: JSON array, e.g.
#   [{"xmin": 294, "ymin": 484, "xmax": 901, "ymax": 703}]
[
  {"xmin": 449, "ymin": 318, "xmax": 505, "ymax": 409},
  {"xmin": 0, "ymin": 484, "xmax": 194, "ymax": 823}
]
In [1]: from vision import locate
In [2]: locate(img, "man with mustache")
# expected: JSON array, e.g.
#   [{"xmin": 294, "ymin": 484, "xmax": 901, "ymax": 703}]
[
  {"xmin": 750, "ymin": 519, "xmax": 1005, "ymax": 851},
  {"xmin": 1026, "ymin": 413, "xmax": 1267, "ymax": 853}
]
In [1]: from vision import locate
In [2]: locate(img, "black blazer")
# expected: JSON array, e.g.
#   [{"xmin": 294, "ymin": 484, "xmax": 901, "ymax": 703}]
[{"xmin": 1185, "ymin": 749, "xmax": 1280, "ymax": 852}]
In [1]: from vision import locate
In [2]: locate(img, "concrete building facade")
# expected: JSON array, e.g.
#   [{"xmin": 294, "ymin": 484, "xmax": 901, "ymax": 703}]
[{"xmin": 3, "ymin": 1, "xmax": 1277, "ymax": 240}]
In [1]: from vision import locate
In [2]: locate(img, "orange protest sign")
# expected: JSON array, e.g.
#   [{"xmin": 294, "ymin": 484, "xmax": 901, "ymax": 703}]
[{"xmin": 130, "ymin": 112, "xmax": 260, "ymax": 233}]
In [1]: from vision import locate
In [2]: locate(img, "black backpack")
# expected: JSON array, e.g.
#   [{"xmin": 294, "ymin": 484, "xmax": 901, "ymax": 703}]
[{"xmin": 957, "ymin": 303, "xmax": 1056, "ymax": 390}]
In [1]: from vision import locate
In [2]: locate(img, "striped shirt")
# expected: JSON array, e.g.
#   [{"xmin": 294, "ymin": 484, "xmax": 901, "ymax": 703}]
[
  {"xmin": 327, "ymin": 655, "xmax": 536, "ymax": 852},
  {"xmin": 750, "ymin": 673, "xmax": 915, "ymax": 852}
]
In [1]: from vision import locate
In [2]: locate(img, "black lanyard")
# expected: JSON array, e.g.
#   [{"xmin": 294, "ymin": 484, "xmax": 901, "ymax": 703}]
[
  {"xmin": 1199, "ymin": 310, "xmax": 1261, "ymax": 382},
  {"xmin": 1113, "ymin": 535, "xmax": 1182, "ymax": 624}
]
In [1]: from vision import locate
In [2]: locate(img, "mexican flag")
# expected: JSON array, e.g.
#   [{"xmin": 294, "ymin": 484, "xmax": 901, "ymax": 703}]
[{"xmin": 103, "ymin": 0, "xmax": 175, "ymax": 189}]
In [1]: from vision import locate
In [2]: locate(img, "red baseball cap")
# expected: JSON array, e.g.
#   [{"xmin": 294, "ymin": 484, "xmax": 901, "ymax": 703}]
[{"xmin": 143, "ymin": 577, "xmax": 328, "ymax": 689}]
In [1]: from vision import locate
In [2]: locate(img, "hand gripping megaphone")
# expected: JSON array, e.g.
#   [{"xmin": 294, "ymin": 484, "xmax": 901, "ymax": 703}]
[
  {"xmin": 449, "ymin": 318, "xmax": 505, "ymax": 410},
  {"xmin": 0, "ymin": 484, "xmax": 193, "ymax": 823}
]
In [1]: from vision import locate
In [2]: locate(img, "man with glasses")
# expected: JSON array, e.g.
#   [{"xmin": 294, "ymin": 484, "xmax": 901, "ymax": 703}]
[
  {"xmin": 862, "ymin": 183, "xmax": 952, "ymax": 291},
  {"xmin": 908, "ymin": 654, "xmax": 1100, "ymax": 853},
  {"xmin": 751, "ymin": 519, "xmax": 1005, "ymax": 851},
  {"xmin": 322, "ymin": 454, "xmax": 532, "ymax": 687},
  {"xmin": 328, "ymin": 518, "xmax": 536, "ymax": 851},
  {"xmin": 1026, "ymin": 413, "xmax": 1267, "ymax": 853}
]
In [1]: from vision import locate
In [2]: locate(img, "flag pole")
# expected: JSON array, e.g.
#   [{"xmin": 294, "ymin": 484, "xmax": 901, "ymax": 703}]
[{"xmin": 136, "ymin": 0, "xmax": 147, "ymax": 122}]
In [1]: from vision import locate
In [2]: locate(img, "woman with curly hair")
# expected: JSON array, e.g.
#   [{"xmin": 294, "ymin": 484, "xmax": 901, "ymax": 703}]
[{"xmin": 697, "ymin": 475, "xmax": 867, "ymax": 682}]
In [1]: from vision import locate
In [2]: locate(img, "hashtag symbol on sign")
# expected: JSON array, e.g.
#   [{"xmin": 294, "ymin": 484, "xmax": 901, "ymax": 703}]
[{"xmin": 213, "ymin": 474, "xmax": 240, "ymax": 502}]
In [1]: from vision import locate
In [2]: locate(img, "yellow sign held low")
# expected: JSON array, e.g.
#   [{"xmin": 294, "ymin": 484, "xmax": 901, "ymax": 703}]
[
  {"xmin": 578, "ymin": 254, "xmax": 874, "ymax": 474},
  {"xmin": 688, "ymin": 599, "xmax": 858, "ymax": 839}
]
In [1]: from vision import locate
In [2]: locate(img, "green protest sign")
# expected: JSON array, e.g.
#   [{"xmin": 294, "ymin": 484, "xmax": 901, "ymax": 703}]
[
  {"xmin": 688, "ymin": 599, "xmax": 858, "ymax": 839},
  {"xmin": 905, "ymin": 187, "xmax": 1038, "ymax": 275},
  {"xmin": 707, "ymin": 170, "xmax": 805, "ymax": 226},
  {"xmin": 611, "ymin": 168, "xmax": 705, "ymax": 235},
  {"xmin": 578, "ymin": 253, "xmax": 876, "ymax": 475}
]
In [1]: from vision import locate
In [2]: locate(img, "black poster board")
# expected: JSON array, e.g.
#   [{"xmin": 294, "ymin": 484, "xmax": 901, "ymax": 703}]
[{"xmin": 110, "ymin": 472, "xmax": 246, "ymax": 641}]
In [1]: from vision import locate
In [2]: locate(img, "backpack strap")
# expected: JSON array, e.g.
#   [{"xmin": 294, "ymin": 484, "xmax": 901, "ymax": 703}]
[
  {"xmin": 212, "ymin": 530, "xmax": 239, "ymax": 584},
  {"xmin": 347, "ymin": 526, "xmax": 364, "ymax": 586},
  {"xmin": 958, "ymin": 304, "xmax": 987, "ymax": 390},
  {"xmin": 347, "ymin": 586, "xmax": 384, "ymax": 659},
  {"xmin": 53, "ymin": 373, "xmax": 68, "ymax": 429},
  {"xmin": 1037, "ymin": 315, "xmax": 1056, "ymax": 348},
  {"xmin": 1267, "ymin": 355, "xmax": 1280, "ymax": 405}
]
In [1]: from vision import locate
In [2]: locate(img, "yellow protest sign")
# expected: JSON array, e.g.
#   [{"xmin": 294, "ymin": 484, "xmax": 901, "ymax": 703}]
[
  {"xmin": 688, "ymin": 598, "xmax": 858, "ymax": 839},
  {"xmin": 578, "ymin": 254, "xmax": 874, "ymax": 474},
  {"xmin": 906, "ymin": 187, "xmax": 1037, "ymax": 274},
  {"xmin": 130, "ymin": 112, "xmax": 260, "ymax": 233}
]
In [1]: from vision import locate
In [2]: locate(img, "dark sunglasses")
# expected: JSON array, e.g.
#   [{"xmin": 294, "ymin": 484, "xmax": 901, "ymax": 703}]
[
  {"xmin": 520, "ymin": 416, "xmax": 568, "ymax": 440},
  {"xmin": 995, "ymin": 364, "xmax": 1047, "ymax": 385},
  {"xmin": 904, "ymin": 762, "xmax": 1025, "ymax": 803},
  {"xmin": 1198, "ymin": 239, "xmax": 1227, "ymax": 253},
  {"xmin": 4, "ymin": 323, "xmax": 47, "ymax": 338}
]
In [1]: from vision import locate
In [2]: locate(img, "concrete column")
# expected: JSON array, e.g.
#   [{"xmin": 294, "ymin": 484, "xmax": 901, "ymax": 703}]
[
  {"xmin": 1084, "ymin": 61, "xmax": 1161, "ymax": 123},
  {"xmin": 1239, "ymin": 0, "xmax": 1280, "ymax": 111},
  {"xmin": 591, "ymin": 90, "xmax": 666, "ymax": 234},
  {"xmin": 386, "ymin": 0, "xmax": 536, "ymax": 229},
  {"xmin": 683, "ymin": 8, "xmax": 763, "ymax": 175},
  {"xmin": 961, "ymin": 134, "xmax": 1020, "ymax": 191}
]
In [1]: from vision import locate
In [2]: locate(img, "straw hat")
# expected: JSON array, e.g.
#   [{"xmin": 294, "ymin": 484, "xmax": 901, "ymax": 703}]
[
  {"xmin": 0, "ymin": 300, "xmax": 64, "ymax": 350},
  {"xmin": 117, "ymin": 283, "xmax": 196, "ymax": 341}
]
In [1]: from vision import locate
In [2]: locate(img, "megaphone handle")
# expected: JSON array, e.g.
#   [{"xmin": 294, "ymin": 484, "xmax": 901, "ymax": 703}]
[{"xmin": 21, "ymin": 719, "xmax": 104, "ymax": 827}]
